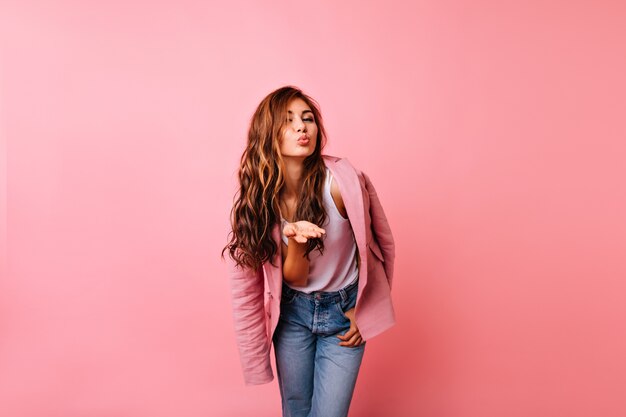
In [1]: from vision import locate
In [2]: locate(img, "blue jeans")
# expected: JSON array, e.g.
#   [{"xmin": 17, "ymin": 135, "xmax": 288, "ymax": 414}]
[{"xmin": 272, "ymin": 278, "xmax": 365, "ymax": 417}]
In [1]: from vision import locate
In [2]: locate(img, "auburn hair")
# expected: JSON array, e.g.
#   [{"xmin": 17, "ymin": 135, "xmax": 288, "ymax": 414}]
[{"xmin": 222, "ymin": 86, "xmax": 328, "ymax": 271}]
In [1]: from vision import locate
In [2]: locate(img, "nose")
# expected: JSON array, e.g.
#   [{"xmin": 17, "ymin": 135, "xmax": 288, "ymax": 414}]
[{"xmin": 295, "ymin": 118, "xmax": 306, "ymax": 132}]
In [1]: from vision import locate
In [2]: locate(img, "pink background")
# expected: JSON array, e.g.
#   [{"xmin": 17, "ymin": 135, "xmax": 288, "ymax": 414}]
[{"xmin": 1, "ymin": 1, "xmax": 625, "ymax": 416}]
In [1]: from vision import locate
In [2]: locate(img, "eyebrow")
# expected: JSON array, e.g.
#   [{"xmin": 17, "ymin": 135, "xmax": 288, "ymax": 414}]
[{"xmin": 287, "ymin": 110, "xmax": 313, "ymax": 115}]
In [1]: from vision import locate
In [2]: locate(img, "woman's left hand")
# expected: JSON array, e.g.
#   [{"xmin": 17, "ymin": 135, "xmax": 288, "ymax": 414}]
[{"xmin": 337, "ymin": 308, "xmax": 364, "ymax": 347}]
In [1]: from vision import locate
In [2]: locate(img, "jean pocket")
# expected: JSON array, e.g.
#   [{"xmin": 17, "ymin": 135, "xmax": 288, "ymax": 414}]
[
  {"xmin": 333, "ymin": 299, "xmax": 348, "ymax": 317},
  {"xmin": 334, "ymin": 291, "xmax": 357, "ymax": 318}
]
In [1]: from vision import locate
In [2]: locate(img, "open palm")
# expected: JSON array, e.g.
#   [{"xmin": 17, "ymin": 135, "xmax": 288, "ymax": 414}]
[{"xmin": 282, "ymin": 220, "xmax": 326, "ymax": 243}]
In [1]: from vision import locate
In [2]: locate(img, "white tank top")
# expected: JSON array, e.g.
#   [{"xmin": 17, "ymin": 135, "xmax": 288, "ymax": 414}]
[{"xmin": 281, "ymin": 167, "xmax": 359, "ymax": 293}]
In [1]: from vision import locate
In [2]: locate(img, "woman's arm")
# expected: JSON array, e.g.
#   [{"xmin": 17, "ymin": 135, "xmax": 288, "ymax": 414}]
[
  {"xmin": 226, "ymin": 254, "xmax": 274, "ymax": 385},
  {"xmin": 362, "ymin": 172, "xmax": 396, "ymax": 289},
  {"xmin": 282, "ymin": 239, "xmax": 309, "ymax": 286}
]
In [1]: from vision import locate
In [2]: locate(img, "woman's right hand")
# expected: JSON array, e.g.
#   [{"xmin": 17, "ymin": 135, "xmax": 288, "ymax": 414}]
[{"xmin": 282, "ymin": 221, "xmax": 326, "ymax": 244}]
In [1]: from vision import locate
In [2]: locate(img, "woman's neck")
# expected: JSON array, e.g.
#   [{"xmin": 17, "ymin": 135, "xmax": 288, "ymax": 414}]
[{"xmin": 281, "ymin": 157, "xmax": 305, "ymax": 199}]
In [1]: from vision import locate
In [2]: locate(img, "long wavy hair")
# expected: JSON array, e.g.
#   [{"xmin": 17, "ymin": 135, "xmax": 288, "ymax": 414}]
[{"xmin": 222, "ymin": 86, "xmax": 329, "ymax": 271}]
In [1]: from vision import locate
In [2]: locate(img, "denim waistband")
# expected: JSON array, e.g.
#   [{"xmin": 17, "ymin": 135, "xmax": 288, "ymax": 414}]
[{"xmin": 282, "ymin": 277, "xmax": 359, "ymax": 303}]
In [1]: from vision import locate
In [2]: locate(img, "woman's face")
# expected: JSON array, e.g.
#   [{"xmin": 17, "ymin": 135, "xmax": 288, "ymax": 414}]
[{"xmin": 279, "ymin": 98, "xmax": 318, "ymax": 159}]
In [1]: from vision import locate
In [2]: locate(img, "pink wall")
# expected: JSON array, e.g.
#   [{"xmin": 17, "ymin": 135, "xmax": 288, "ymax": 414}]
[{"xmin": 1, "ymin": 1, "xmax": 625, "ymax": 416}]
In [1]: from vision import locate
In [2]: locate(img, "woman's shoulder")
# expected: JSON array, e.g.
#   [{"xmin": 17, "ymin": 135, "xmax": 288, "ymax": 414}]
[
  {"xmin": 322, "ymin": 154, "xmax": 365, "ymax": 176},
  {"xmin": 322, "ymin": 154, "xmax": 342, "ymax": 164}
]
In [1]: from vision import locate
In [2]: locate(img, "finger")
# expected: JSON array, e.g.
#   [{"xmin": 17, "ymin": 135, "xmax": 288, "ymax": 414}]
[
  {"xmin": 302, "ymin": 223, "xmax": 324, "ymax": 233},
  {"xmin": 336, "ymin": 332, "xmax": 348, "ymax": 341},
  {"xmin": 340, "ymin": 332, "xmax": 362, "ymax": 347},
  {"xmin": 296, "ymin": 230, "xmax": 320, "ymax": 240},
  {"xmin": 295, "ymin": 222, "xmax": 325, "ymax": 235},
  {"xmin": 337, "ymin": 328, "xmax": 357, "ymax": 341},
  {"xmin": 305, "ymin": 228, "xmax": 321, "ymax": 236},
  {"xmin": 343, "ymin": 335, "xmax": 362, "ymax": 347}
]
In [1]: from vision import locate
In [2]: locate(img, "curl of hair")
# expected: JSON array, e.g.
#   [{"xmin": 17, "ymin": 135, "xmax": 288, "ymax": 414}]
[{"xmin": 222, "ymin": 86, "xmax": 328, "ymax": 271}]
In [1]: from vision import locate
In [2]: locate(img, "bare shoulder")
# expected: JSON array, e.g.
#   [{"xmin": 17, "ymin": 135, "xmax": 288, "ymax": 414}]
[{"xmin": 330, "ymin": 176, "xmax": 349, "ymax": 219}]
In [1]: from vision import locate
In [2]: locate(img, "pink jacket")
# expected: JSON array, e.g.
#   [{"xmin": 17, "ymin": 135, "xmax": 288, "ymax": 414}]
[{"xmin": 226, "ymin": 155, "xmax": 396, "ymax": 385}]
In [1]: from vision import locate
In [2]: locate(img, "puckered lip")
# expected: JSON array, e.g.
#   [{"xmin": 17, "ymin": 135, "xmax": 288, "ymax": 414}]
[{"xmin": 297, "ymin": 135, "xmax": 310, "ymax": 146}]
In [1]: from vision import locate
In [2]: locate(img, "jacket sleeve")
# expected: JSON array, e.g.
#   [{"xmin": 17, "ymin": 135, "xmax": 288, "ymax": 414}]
[
  {"xmin": 363, "ymin": 172, "xmax": 396, "ymax": 290},
  {"xmin": 226, "ymin": 254, "xmax": 274, "ymax": 385}
]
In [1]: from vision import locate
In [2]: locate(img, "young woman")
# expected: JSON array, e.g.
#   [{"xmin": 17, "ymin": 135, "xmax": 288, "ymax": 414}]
[{"xmin": 223, "ymin": 86, "xmax": 396, "ymax": 417}]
